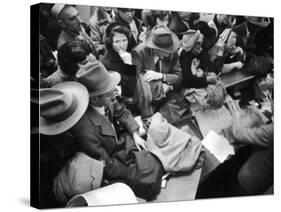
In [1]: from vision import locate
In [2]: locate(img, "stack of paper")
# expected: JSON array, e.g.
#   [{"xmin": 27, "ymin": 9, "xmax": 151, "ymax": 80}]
[{"xmin": 201, "ymin": 130, "xmax": 235, "ymax": 163}]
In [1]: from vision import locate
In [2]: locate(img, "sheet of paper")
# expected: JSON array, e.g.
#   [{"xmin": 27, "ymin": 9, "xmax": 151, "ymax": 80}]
[{"xmin": 202, "ymin": 130, "xmax": 235, "ymax": 163}]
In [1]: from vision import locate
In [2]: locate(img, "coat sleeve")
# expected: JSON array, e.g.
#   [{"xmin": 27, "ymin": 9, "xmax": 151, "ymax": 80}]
[
  {"xmin": 165, "ymin": 52, "xmax": 182, "ymax": 86},
  {"xmin": 232, "ymin": 123, "xmax": 273, "ymax": 148},
  {"xmin": 71, "ymin": 115, "xmax": 130, "ymax": 180}
]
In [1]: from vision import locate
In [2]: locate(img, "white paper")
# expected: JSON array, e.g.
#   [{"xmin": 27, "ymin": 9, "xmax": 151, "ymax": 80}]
[{"xmin": 202, "ymin": 130, "xmax": 235, "ymax": 163}]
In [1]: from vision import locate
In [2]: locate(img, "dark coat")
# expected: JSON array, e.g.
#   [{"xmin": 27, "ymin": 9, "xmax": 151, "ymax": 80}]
[
  {"xmin": 132, "ymin": 43, "xmax": 182, "ymax": 86},
  {"xmin": 100, "ymin": 49, "xmax": 137, "ymax": 98},
  {"xmin": 70, "ymin": 100, "xmax": 139, "ymax": 180},
  {"xmin": 179, "ymin": 50, "xmax": 208, "ymax": 89},
  {"xmin": 234, "ymin": 123, "xmax": 273, "ymax": 194},
  {"xmin": 132, "ymin": 43, "xmax": 182, "ymax": 117}
]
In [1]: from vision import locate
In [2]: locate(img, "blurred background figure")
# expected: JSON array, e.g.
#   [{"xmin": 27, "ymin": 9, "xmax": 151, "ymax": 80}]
[
  {"xmin": 168, "ymin": 11, "xmax": 200, "ymax": 39},
  {"xmin": 113, "ymin": 8, "xmax": 143, "ymax": 47},
  {"xmin": 140, "ymin": 10, "xmax": 170, "ymax": 41},
  {"xmin": 89, "ymin": 7, "xmax": 113, "ymax": 57}
]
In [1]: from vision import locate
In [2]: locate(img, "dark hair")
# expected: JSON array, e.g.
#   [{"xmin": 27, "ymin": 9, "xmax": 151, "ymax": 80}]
[
  {"xmin": 105, "ymin": 23, "xmax": 133, "ymax": 51},
  {"xmin": 57, "ymin": 40, "xmax": 91, "ymax": 76},
  {"xmin": 194, "ymin": 21, "xmax": 218, "ymax": 50}
]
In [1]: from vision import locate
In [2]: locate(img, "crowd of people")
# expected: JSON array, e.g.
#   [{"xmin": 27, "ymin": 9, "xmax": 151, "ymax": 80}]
[{"xmin": 33, "ymin": 3, "xmax": 274, "ymax": 208}]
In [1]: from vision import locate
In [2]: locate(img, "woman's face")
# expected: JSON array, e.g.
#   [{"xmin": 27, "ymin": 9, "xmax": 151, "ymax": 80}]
[
  {"xmin": 226, "ymin": 31, "xmax": 237, "ymax": 52},
  {"xmin": 112, "ymin": 32, "xmax": 129, "ymax": 53},
  {"xmin": 191, "ymin": 34, "xmax": 204, "ymax": 55}
]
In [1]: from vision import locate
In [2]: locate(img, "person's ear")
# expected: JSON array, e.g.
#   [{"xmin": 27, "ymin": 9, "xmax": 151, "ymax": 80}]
[{"xmin": 57, "ymin": 20, "xmax": 66, "ymax": 29}]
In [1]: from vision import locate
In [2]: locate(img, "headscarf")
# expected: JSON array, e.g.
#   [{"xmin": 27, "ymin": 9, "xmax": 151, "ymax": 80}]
[{"xmin": 180, "ymin": 30, "xmax": 203, "ymax": 52}]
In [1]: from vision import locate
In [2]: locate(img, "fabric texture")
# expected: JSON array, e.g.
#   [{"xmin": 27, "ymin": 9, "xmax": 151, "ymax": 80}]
[
  {"xmin": 53, "ymin": 152, "xmax": 104, "ymax": 203},
  {"xmin": 146, "ymin": 113, "xmax": 202, "ymax": 172}
]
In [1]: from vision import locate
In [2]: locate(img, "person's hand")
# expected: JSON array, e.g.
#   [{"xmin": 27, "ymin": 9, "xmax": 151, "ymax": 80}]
[
  {"xmin": 162, "ymin": 83, "xmax": 173, "ymax": 94},
  {"xmin": 234, "ymin": 61, "xmax": 244, "ymax": 69},
  {"xmin": 133, "ymin": 131, "xmax": 147, "ymax": 151},
  {"xmin": 232, "ymin": 46, "xmax": 244, "ymax": 56},
  {"xmin": 119, "ymin": 51, "xmax": 132, "ymax": 65},
  {"xmin": 206, "ymin": 74, "xmax": 218, "ymax": 84},
  {"xmin": 143, "ymin": 70, "xmax": 163, "ymax": 82}
]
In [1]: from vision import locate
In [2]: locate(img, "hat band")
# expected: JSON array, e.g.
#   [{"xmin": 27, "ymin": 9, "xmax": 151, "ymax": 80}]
[
  {"xmin": 46, "ymin": 97, "xmax": 78, "ymax": 123},
  {"xmin": 153, "ymin": 35, "xmax": 173, "ymax": 48}
]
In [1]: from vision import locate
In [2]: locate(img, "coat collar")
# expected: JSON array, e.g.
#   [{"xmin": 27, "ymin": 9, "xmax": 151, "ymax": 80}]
[{"xmin": 87, "ymin": 105, "xmax": 117, "ymax": 138}]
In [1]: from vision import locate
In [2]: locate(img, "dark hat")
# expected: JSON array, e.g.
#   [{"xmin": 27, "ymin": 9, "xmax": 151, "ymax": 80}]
[
  {"xmin": 145, "ymin": 25, "xmax": 179, "ymax": 53},
  {"xmin": 39, "ymin": 82, "xmax": 89, "ymax": 135},
  {"xmin": 245, "ymin": 16, "xmax": 271, "ymax": 27},
  {"xmin": 76, "ymin": 62, "xmax": 121, "ymax": 97},
  {"xmin": 51, "ymin": 3, "xmax": 66, "ymax": 19}
]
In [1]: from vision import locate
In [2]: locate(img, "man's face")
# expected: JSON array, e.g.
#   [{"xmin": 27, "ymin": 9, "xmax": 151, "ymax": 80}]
[
  {"xmin": 117, "ymin": 9, "xmax": 135, "ymax": 24},
  {"xmin": 225, "ymin": 31, "xmax": 237, "ymax": 52},
  {"xmin": 91, "ymin": 88, "xmax": 116, "ymax": 107},
  {"xmin": 178, "ymin": 12, "xmax": 192, "ymax": 22},
  {"xmin": 59, "ymin": 6, "xmax": 81, "ymax": 33}
]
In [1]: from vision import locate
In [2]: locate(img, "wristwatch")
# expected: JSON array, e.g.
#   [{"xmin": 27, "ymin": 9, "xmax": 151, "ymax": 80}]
[{"xmin": 162, "ymin": 73, "xmax": 167, "ymax": 82}]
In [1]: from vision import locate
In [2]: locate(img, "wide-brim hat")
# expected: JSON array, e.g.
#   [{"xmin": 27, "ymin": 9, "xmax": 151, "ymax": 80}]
[
  {"xmin": 145, "ymin": 25, "xmax": 179, "ymax": 54},
  {"xmin": 51, "ymin": 3, "xmax": 66, "ymax": 19},
  {"xmin": 245, "ymin": 16, "xmax": 271, "ymax": 28},
  {"xmin": 76, "ymin": 61, "xmax": 121, "ymax": 97},
  {"xmin": 40, "ymin": 82, "xmax": 89, "ymax": 135}
]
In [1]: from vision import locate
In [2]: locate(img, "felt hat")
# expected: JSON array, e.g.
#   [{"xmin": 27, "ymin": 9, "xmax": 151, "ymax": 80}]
[
  {"xmin": 51, "ymin": 3, "xmax": 66, "ymax": 19},
  {"xmin": 180, "ymin": 30, "xmax": 203, "ymax": 52},
  {"xmin": 145, "ymin": 25, "xmax": 179, "ymax": 53},
  {"xmin": 39, "ymin": 82, "xmax": 89, "ymax": 135},
  {"xmin": 245, "ymin": 16, "xmax": 271, "ymax": 27},
  {"xmin": 76, "ymin": 61, "xmax": 121, "ymax": 97}
]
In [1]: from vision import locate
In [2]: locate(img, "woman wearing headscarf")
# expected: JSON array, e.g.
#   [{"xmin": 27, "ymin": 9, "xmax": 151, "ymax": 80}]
[
  {"xmin": 220, "ymin": 28, "xmax": 245, "ymax": 73},
  {"xmin": 179, "ymin": 30, "xmax": 226, "ymax": 109},
  {"xmin": 179, "ymin": 30, "xmax": 218, "ymax": 89},
  {"xmin": 100, "ymin": 23, "xmax": 138, "ymax": 114}
]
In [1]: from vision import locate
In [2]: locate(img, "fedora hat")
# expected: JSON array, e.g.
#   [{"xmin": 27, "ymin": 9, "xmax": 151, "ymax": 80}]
[
  {"xmin": 76, "ymin": 61, "xmax": 121, "ymax": 97},
  {"xmin": 39, "ymin": 82, "xmax": 89, "ymax": 135},
  {"xmin": 145, "ymin": 25, "xmax": 180, "ymax": 53},
  {"xmin": 51, "ymin": 3, "xmax": 66, "ymax": 19},
  {"xmin": 245, "ymin": 16, "xmax": 271, "ymax": 28}
]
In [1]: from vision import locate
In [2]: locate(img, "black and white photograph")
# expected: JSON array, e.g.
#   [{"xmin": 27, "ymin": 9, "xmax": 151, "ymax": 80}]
[{"xmin": 29, "ymin": 0, "xmax": 274, "ymax": 210}]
